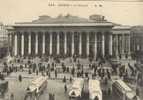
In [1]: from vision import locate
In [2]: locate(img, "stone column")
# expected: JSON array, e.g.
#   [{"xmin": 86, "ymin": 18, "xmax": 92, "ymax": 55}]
[
  {"xmin": 102, "ymin": 33, "xmax": 105, "ymax": 57},
  {"xmin": 86, "ymin": 33, "xmax": 89, "ymax": 56},
  {"xmin": 116, "ymin": 34, "xmax": 119, "ymax": 59},
  {"xmin": 72, "ymin": 32, "xmax": 74, "ymax": 55},
  {"xmin": 64, "ymin": 32, "xmax": 67, "ymax": 55},
  {"xmin": 42, "ymin": 32, "xmax": 45, "ymax": 54},
  {"xmin": 122, "ymin": 34, "xmax": 125, "ymax": 59},
  {"xmin": 14, "ymin": 33, "xmax": 18, "ymax": 56},
  {"xmin": 8, "ymin": 33, "xmax": 11, "ymax": 55},
  {"xmin": 21, "ymin": 33, "xmax": 24, "ymax": 56},
  {"xmin": 79, "ymin": 33, "xmax": 82, "ymax": 56},
  {"xmin": 128, "ymin": 34, "xmax": 131, "ymax": 59},
  {"xmin": 109, "ymin": 34, "xmax": 113, "ymax": 56},
  {"xmin": 35, "ymin": 33, "xmax": 38, "ymax": 55},
  {"xmin": 57, "ymin": 33, "xmax": 60, "ymax": 55},
  {"xmin": 94, "ymin": 33, "xmax": 97, "ymax": 59},
  {"xmin": 28, "ymin": 33, "xmax": 31, "ymax": 55},
  {"xmin": 49, "ymin": 33, "xmax": 52, "ymax": 55}
]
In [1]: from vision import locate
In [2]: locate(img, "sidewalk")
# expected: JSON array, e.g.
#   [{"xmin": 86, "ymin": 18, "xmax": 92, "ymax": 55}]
[{"xmin": 6, "ymin": 71, "xmax": 72, "ymax": 80}]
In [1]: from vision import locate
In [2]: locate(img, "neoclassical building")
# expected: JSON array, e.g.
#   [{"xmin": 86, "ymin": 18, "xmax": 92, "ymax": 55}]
[{"xmin": 7, "ymin": 14, "xmax": 131, "ymax": 59}]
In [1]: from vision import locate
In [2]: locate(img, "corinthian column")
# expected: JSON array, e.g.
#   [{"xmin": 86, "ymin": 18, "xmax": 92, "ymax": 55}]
[
  {"xmin": 128, "ymin": 34, "xmax": 131, "ymax": 59},
  {"xmin": 95, "ymin": 33, "xmax": 97, "ymax": 58},
  {"xmin": 72, "ymin": 32, "xmax": 74, "ymax": 55},
  {"xmin": 28, "ymin": 33, "xmax": 31, "ymax": 55},
  {"xmin": 14, "ymin": 33, "xmax": 18, "ymax": 56},
  {"xmin": 57, "ymin": 33, "xmax": 60, "ymax": 55},
  {"xmin": 86, "ymin": 33, "xmax": 89, "ymax": 56},
  {"xmin": 42, "ymin": 32, "xmax": 45, "ymax": 54},
  {"xmin": 49, "ymin": 33, "xmax": 52, "ymax": 55},
  {"xmin": 122, "ymin": 34, "xmax": 125, "ymax": 59},
  {"xmin": 116, "ymin": 34, "xmax": 119, "ymax": 59},
  {"xmin": 35, "ymin": 33, "xmax": 38, "ymax": 55},
  {"xmin": 21, "ymin": 33, "xmax": 24, "ymax": 56},
  {"xmin": 102, "ymin": 33, "xmax": 105, "ymax": 57},
  {"xmin": 109, "ymin": 34, "xmax": 113, "ymax": 56},
  {"xmin": 64, "ymin": 32, "xmax": 67, "ymax": 55},
  {"xmin": 79, "ymin": 33, "xmax": 82, "ymax": 56}
]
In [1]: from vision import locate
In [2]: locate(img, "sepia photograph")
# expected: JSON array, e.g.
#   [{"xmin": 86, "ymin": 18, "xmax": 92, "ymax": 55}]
[{"xmin": 0, "ymin": 0, "xmax": 143, "ymax": 100}]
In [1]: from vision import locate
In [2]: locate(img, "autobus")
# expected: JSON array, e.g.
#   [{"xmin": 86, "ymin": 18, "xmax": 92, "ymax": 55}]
[
  {"xmin": 26, "ymin": 76, "xmax": 47, "ymax": 97},
  {"xmin": 112, "ymin": 80, "xmax": 139, "ymax": 100},
  {"xmin": 89, "ymin": 80, "xmax": 102, "ymax": 100},
  {"xmin": 69, "ymin": 78, "xmax": 84, "ymax": 98},
  {"xmin": 0, "ymin": 80, "xmax": 8, "ymax": 96}
]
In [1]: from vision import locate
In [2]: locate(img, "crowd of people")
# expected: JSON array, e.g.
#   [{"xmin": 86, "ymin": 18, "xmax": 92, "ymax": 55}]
[{"xmin": 0, "ymin": 56, "xmax": 143, "ymax": 100}]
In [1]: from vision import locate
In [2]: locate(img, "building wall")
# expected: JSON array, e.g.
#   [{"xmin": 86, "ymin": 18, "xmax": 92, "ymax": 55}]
[
  {"xmin": 0, "ymin": 23, "xmax": 8, "ymax": 58},
  {"xmin": 131, "ymin": 26, "xmax": 143, "ymax": 60}
]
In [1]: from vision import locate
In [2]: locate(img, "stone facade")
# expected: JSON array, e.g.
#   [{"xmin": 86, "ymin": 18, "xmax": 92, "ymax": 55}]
[{"xmin": 7, "ymin": 14, "xmax": 131, "ymax": 59}]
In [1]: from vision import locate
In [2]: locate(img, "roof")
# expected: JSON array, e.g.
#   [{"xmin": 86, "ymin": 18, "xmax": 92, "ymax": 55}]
[
  {"xmin": 115, "ymin": 80, "xmax": 132, "ymax": 91},
  {"xmin": 12, "ymin": 14, "xmax": 113, "ymax": 27},
  {"xmin": 32, "ymin": 76, "xmax": 47, "ymax": 87},
  {"xmin": 113, "ymin": 25, "xmax": 131, "ymax": 30},
  {"xmin": 131, "ymin": 26, "xmax": 143, "ymax": 34},
  {"xmin": 89, "ymin": 80, "xmax": 101, "ymax": 91}
]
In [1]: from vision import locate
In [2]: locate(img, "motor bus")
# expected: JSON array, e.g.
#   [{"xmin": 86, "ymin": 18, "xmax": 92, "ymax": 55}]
[
  {"xmin": 69, "ymin": 78, "xmax": 84, "ymax": 98},
  {"xmin": 0, "ymin": 80, "xmax": 8, "ymax": 96},
  {"xmin": 26, "ymin": 76, "xmax": 47, "ymax": 97},
  {"xmin": 89, "ymin": 80, "xmax": 102, "ymax": 100},
  {"xmin": 112, "ymin": 80, "xmax": 140, "ymax": 100}
]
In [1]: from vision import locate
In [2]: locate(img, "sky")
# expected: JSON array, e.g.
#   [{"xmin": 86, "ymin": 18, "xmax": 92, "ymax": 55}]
[{"xmin": 0, "ymin": 0, "xmax": 143, "ymax": 26}]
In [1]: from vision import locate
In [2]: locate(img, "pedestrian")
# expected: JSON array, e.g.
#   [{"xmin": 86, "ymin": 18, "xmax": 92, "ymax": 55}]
[
  {"xmin": 64, "ymin": 84, "xmax": 67, "ymax": 93},
  {"xmin": 53, "ymin": 94, "xmax": 55, "ymax": 100},
  {"xmin": 63, "ymin": 76, "xmax": 66, "ymax": 83},
  {"xmin": 36, "ymin": 70, "xmax": 38, "ymax": 75},
  {"xmin": 108, "ymin": 88, "xmax": 111, "ymax": 95},
  {"xmin": 94, "ymin": 96, "xmax": 99, "ymax": 100},
  {"xmin": 10, "ymin": 93, "xmax": 14, "ymax": 100},
  {"xmin": 48, "ymin": 72, "xmax": 51, "ymax": 78},
  {"xmin": 18, "ymin": 74, "xmax": 22, "ymax": 82},
  {"xmin": 49, "ymin": 93, "xmax": 52, "ymax": 100},
  {"xmin": 55, "ymin": 69, "xmax": 57, "ymax": 78},
  {"xmin": 70, "ymin": 77, "xmax": 72, "ymax": 83},
  {"xmin": 71, "ymin": 67, "xmax": 75, "ymax": 76},
  {"xmin": 136, "ymin": 87, "xmax": 140, "ymax": 96}
]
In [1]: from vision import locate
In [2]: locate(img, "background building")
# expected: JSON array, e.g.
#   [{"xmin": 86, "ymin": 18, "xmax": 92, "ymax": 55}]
[
  {"xmin": 131, "ymin": 26, "xmax": 143, "ymax": 61},
  {"xmin": 0, "ymin": 22, "xmax": 8, "ymax": 58}
]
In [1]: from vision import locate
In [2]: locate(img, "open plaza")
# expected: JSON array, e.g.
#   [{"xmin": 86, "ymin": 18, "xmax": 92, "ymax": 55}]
[{"xmin": 0, "ymin": 14, "xmax": 143, "ymax": 100}]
